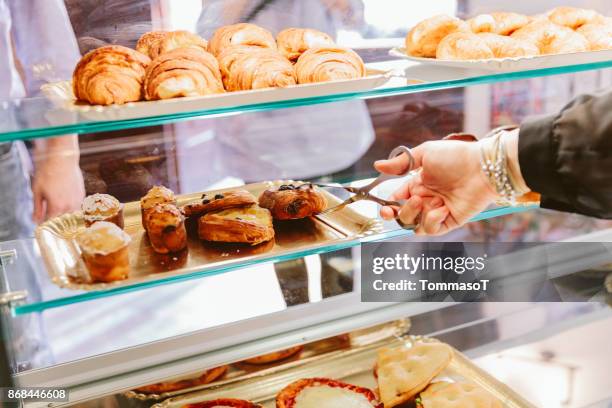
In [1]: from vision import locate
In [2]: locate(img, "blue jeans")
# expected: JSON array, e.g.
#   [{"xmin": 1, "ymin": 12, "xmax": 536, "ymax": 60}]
[{"xmin": 0, "ymin": 142, "xmax": 35, "ymax": 240}]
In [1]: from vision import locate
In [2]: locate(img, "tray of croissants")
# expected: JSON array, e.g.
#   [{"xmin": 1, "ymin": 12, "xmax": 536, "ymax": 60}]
[
  {"xmin": 35, "ymin": 181, "xmax": 382, "ymax": 290},
  {"xmin": 40, "ymin": 24, "xmax": 398, "ymax": 122},
  {"xmin": 145, "ymin": 332, "xmax": 532, "ymax": 408},
  {"xmin": 390, "ymin": 6, "xmax": 612, "ymax": 72}
]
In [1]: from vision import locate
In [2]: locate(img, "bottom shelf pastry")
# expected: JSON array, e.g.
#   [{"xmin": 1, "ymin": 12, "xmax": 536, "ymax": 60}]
[
  {"xmin": 135, "ymin": 366, "xmax": 228, "ymax": 394},
  {"xmin": 183, "ymin": 399, "xmax": 262, "ymax": 408},
  {"xmin": 276, "ymin": 378, "xmax": 381, "ymax": 408}
]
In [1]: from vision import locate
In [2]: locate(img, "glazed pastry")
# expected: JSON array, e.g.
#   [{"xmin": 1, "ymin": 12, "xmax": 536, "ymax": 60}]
[
  {"xmin": 137, "ymin": 30, "xmax": 208, "ymax": 59},
  {"xmin": 276, "ymin": 378, "xmax": 380, "ymax": 408},
  {"xmin": 198, "ymin": 205, "xmax": 274, "ymax": 245},
  {"xmin": 72, "ymin": 45, "xmax": 150, "ymax": 105},
  {"xmin": 477, "ymin": 33, "xmax": 539, "ymax": 58},
  {"xmin": 468, "ymin": 12, "xmax": 530, "ymax": 35},
  {"xmin": 512, "ymin": 20, "xmax": 589, "ymax": 54},
  {"xmin": 82, "ymin": 193, "xmax": 124, "ymax": 229},
  {"xmin": 548, "ymin": 6, "xmax": 602, "ymax": 29},
  {"xmin": 208, "ymin": 23, "xmax": 276, "ymax": 57},
  {"xmin": 405, "ymin": 14, "xmax": 468, "ymax": 58},
  {"xmin": 144, "ymin": 47, "xmax": 224, "ymax": 100},
  {"xmin": 182, "ymin": 189, "xmax": 257, "ymax": 218},
  {"xmin": 419, "ymin": 381, "xmax": 502, "ymax": 408},
  {"xmin": 258, "ymin": 184, "xmax": 327, "ymax": 220},
  {"xmin": 243, "ymin": 345, "xmax": 303, "ymax": 364},
  {"xmin": 140, "ymin": 185, "xmax": 177, "ymax": 229},
  {"xmin": 436, "ymin": 32, "xmax": 494, "ymax": 60},
  {"xmin": 145, "ymin": 203, "xmax": 187, "ymax": 254},
  {"xmin": 217, "ymin": 46, "xmax": 296, "ymax": 91},
  {"xmin": 577, "ymin": 22, "xmax": 612, "ymax": 51},
  {"xmin": 76, "ymin": 221, "xmax": 131, "ymax": 283},
  {"xmin": 183, "ymin": 400, "xmax": 262, "ymax": 408},
  {"xmin": 134, "ymin": 366, "xmax": 228, "ymax": 394},
  {"xmin": 295, "ymin": 47, "xmax": 365, "ymax": 83},
  {"xmin": 276, "ymin": 28, "xmax": 335, "ymax": 62}
]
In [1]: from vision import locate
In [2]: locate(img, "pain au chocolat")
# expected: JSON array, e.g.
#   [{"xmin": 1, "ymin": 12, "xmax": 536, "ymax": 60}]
[{"xmin": 258, "ymin": 184, "xmax": 326, "ymax": 220}]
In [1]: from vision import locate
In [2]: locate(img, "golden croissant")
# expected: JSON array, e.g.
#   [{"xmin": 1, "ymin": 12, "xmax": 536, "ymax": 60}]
[
  {"xmin": 477, "ymin": 33, "xmax": 539, "ymax": 58},
  {"xmin": 294, "ymin": 47, "xmax": 365, "ymax": 84},
  {"xmin": 136, "ymin": 30, "xmax": 208, "ymax": 59},
  {"xmin": 547, "ymin": 6, "xmax": 603, "ymax": 29},
  {"xmin": 512, "ymin": 20, "xmax": 589, "ymax": 54},
  {"xmin": 208, "ymin": 23, "xmax": 276, "ymax": 57},
  {"xmin": 144, "ymin": 47, "xmax": 224, "ymax": 100},
  {"xmin": 468, "ymin": 12, "xmax": 530, "ymax": 36},
  {"xmin": 217, "ymin": 45, "xmax": 296, "ymax": 91},
  {"xmin": 577, "ymin": 22, "xmax": 612, "ymax": 51},
  {"xmin": 73, "ymin": 45, "xmax": 151, "ymax": 105},
  {"xmin": 405, "ymin": 14, "xmax": 468, "ymax": 58},
  {"xmin": 276, "ymin": 28, "xmax": 335, "ymax": 62}
]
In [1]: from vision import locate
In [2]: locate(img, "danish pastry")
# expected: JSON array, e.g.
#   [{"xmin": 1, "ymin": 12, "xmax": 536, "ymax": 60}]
[
  {"xmin": 134, "ymin": 366, "xmax": 228, "ymax": 394},
  {"xmin": 145, "ymin": 203, "xmax": 187, "ymax": 254},
  {"xmin": 82, "ymin": 193, "xmax": 124, "ymax": 229},
  {"xmin": 144, "ymin": 47, "xmax": 224, "ymax": 100},
  {"xmin": 548, "ymin": 6, "xmax": 602, "ymax": 29},
  {"xmin": 198, "ymin": 205, "xmax": 274, "ymax": 246},
  {"xmin": 183, "ymin": 400, "xmax": 261, "ymax": 408},
  {"xmin": 276, "ymin": 28, "xmax": 335, "ymax": 62},
  {"xmin": 276, "ymin": 378, "xmax": 380, "ymax": 408},
  {"xmin": 144, "ymin": 30, "xmax": 208, "ymax": 59},
  {"xmin": 436, "ymin": 32, "xmax": 494, "ymax": 60},
  {"xmin": 477, "ymin": 33, "xmax": 539, "ymax": 58},
  {"xmin": 217, "ymin": 46, "xmax": 296, "ymax": 91},
  {"xmin": 72, "ymin": 45, "xmax": 150, "ymax": 105},
  {"xmin": 419, "ymin": 381, "xmax": 502, "ymax": 408},
  {"xmin": 577, "ymin": 22, "xmax": 612, "ymax": 51},
  {"xmin": 208, "ymin": 23, "xmax": 277, "ymax": 57},
  {"xmin": 405, "ymin": 14, "xmax": 468, "ymax": 58},
  {"xmin": 295, "ymin": 47, "xmax": 365, "ymax": 83},
  {"xmin": 258, "ymin": 184, "xmax": 327, "ymax": 220},
  {"xmin": 140, "ymin": 186, "xmax": 177, "ymax": 229},
  {"xmin": 76, "ymin": 221, "xmax": 131, "ymax": 283},
  {"xmin": 243, "ymin": 345, "xmax": 303, "ymax": 364},
  {"xmin": 182, "ymin": 189, "xmax": 257, "ymax": 218}
]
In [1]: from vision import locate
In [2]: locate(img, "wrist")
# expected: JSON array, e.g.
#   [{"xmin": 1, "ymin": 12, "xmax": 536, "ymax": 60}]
[{"xmin": 501, "ymin": 128, "xmax": 530, "ymax": 194}]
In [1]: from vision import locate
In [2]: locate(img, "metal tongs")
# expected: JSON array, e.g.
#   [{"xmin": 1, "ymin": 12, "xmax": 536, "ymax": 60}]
[{"xmin": 315, "ymin": 146, "xmax": 417, "ymax": 229}]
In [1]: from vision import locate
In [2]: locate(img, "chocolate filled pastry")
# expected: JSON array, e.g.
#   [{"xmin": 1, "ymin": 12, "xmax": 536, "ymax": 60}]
[
  {"xmin": 82, "ymin": 193, "xmax": 124, "ymax": 229},
  {"xmin": 276, "ymin": 28, "xmax": 335, "ymax": 62},
  {"xmin": 134, "ymin": 365, "xmax": 228, "ymax": 394},
  {"xmin": 72, "ymin": 45, "xmax": 150, "ymax": 105},
  {"xmin": 183, "ymin": 400, "xmax": 262, "ymax": 408},
  {"xmin": 405, "ymin": 14, "xmax": 468, "ymax": 58},
  {"xmin": 145, "ymin": 203, "xmax": 187, "ymax": 254},
  {"xmin": 477, "ymin": 33, "xmax": 540, "ymax": 58},
  {"xmin": 76, "ymin": 221, "xmax": 131, "ymax": 283},
  {"xmin": 144, "ymin": 47, "xmax": 224, "ymax": 100},
  {"xmin": 208, "ymin": 23, "xmax": 277, "ymax": 57},
  {"xmin": 276, "ymin": 378, "xmax": 380, "ymax": 408},
  {"xmin": 577, "ymin": 22, "xmax": 612, "ymax": 51},
  {"xmin": 243, "ymin": 345, "xmax": 303, "ymax": 364},
  {"xmin": 258, "ymin": 184, "xmax": 327, "ymax": 220},
  {"xmin": 217, "ymin": 46, "xmax": 296, "ymax": 91},
  {"xmin": 468, "ymin": 12, "xmax": 530, "ymax": 35},
  {"xmin": 295, "ymin": 47, "xmax": 365, "ymax": 83},
  {"xmin": 198, "ymin": 205, "xmax": 274, "ymax": 245},
  {"xmin": 547, "ymin": 6, "xmax": 602, "ymax": 30},
  {"xmin": 436, "ymin": 32, "xmax": 494, "ymax": 60},
  {"xmin": 137, "ymin": 30, "xmax": 208, "ymax": 59},
  {"xmin": 140, "ymin": 186, "xmax": 177, "ymax": 229},
  {"xmin": 182, "ymin": 189, "xmax": 257, "ymax": 218}
]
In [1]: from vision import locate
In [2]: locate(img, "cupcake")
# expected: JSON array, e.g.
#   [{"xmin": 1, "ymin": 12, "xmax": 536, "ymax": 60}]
[
  {"xmin": 140, "ymin": 185, "xmax": 176, "ymax": 229},
  {"xmin": 76, "ymin": 221, "xmax": 131, "ymax": 282},
  {"xmin": 82, "ymin": 193, "xmax": 124, "ymax": 228}
]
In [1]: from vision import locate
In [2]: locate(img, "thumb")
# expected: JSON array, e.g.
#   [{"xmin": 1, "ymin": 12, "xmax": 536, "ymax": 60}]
[{"xmin": 374, "ymin": 144, "xmax": 425, "ymax": 175}]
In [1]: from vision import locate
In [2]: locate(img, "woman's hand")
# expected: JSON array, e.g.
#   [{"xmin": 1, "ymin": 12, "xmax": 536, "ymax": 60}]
[{"xmin": 375, "ymin": 139, "xmax": 500, "ymax": 235}]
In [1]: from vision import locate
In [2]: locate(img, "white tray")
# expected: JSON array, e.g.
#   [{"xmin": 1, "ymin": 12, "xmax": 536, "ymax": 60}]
[
  {"xmin": 390, "ymin": 47, "xmax": 612, "ymax": 72},
  {"xmin": 41, "ymin": 68, "xmax": 393, "ymax": 122}
]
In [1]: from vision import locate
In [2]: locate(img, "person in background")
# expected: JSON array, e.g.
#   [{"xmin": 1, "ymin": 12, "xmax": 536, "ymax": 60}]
[
  {"xmin": 377, "ymin": 90, "xmax": 612, "ymax": 235},
  {"xmin": 0, "ymin": 0, "xmax": 84, "ymax": 242}
]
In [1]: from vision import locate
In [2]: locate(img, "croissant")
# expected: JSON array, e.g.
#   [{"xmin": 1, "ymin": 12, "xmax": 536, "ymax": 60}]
[
  {"xmin": 511, "ymin": 20, "xmax": 589, "ymax": 54},
  {"xmin": 144, "ymin": 47, "xmax": 224, "ymax": 100},
  {"xmin": 577, "ymin": 22, "xmax": 612, "ymax": 51},
  {"xmin": 73, "ymin": 45, "xmax": 150, "ymax": 105},
  {"xmin": 295, "ymin": 47, "xmax": 365, "ymax": 84},
  {"xmin": 477, "ymin": 33, "xmax": 540, "ymax": 58},
  {"xmin": 276, "ymin": 28, "xmax": 335, "ymax": 62},
  {"xmin": 136, "ymin": 30, "xmax": 208, "ymax": 59},
  {"xmin": 136, "ymin": 31, "xmax": 168, "ymax": 58},
  {"xmin": 405, "ymin": 14, "xmax": 468, "ymax": 58},
  {"xmin": 468, "ymin": 12, "xmax": 530, "ymax": 35},
  {"xmin": 217, "ymin": 46, "xmax": 296, "ymax": 91},
  {"xmin": 208, "ymin": 23, "xmax": 276, "ymax": 57},
  {"xmin": 547, "ymin": 6, "xmax": 602, "ymax": 29},
  {"xmin": 436, "ymin": 32, "xmax": 494, "ymax": 60}
]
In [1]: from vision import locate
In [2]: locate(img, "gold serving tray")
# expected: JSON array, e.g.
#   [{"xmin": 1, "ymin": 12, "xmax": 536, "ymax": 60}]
[
  {"xmin": 154, "ymin": 335, "xmax": 534, "ymax": 408},
  {"xmin": 35, "ymin": 181, "xmax": 382, "ymax": 291}
]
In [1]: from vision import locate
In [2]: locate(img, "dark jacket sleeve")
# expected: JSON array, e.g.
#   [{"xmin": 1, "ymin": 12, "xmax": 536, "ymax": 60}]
[{"xmin": 518, "ymin": 89, "xmax": 612, "ymax": 219}]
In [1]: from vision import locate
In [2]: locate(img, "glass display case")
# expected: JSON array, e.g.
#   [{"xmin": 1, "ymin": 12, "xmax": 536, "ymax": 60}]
[{"xmin": 0, "ymin": 1, "xmax": 611, "ymax": 407}]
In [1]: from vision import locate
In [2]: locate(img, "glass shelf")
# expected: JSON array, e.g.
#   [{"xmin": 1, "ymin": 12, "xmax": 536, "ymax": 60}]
[
  {"xmin": 0, "ymin": 203, "xmax": 536, "ymax": 315},
  {"xmin": 2, "ymin": 60, "xmax": 612, "ymax": 142}
]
